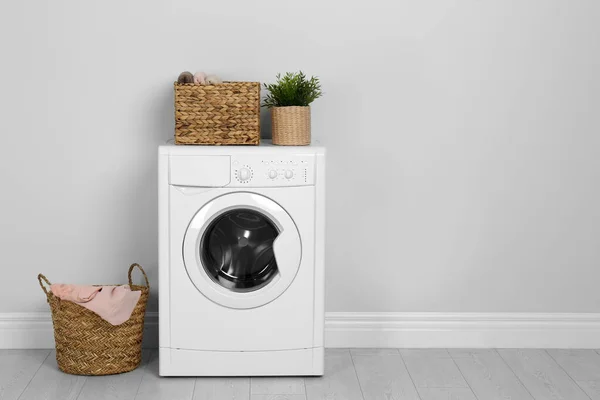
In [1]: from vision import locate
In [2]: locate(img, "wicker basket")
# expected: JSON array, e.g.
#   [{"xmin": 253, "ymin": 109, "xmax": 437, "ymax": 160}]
[
  {"xmin": 38, "ymin": 264, "xmax": 150, "ymax": 376},
  {"xmin": 174, "ymin": 82, "xmax": 260, "ymax": 145},
  {"xmin": 271, "ymin": 106, "xmax": 311, "ymax": 146}
]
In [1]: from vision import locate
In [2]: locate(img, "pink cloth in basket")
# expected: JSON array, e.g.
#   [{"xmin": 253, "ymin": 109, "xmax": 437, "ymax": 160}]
[
  {"xmin": 50, "ymin": 284, "xmax": 141, "ymax": 326},
  {"xmin": 50, "ymin": 284, "xmax": 101, "ymax": 302}
]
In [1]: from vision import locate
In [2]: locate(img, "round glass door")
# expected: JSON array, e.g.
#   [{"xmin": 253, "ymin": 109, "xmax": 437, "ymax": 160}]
[
  {"xmin": 183, "ymin": 192, "xmax": 302, "ymax": 309},
  {"xmin": 200, "ymin": 209, "xmax": 279, "ymax": 292}
]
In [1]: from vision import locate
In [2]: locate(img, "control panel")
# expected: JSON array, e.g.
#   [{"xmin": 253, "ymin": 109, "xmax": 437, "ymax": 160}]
[{"xmin": 231, "ymin": 155, "xmax": 315, "ymax": 187}]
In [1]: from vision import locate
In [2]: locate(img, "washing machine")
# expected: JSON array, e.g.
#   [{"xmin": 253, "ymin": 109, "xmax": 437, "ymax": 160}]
[{"xmin": 158, "ymin": 141, "xmax": 326, "ymax": 376}]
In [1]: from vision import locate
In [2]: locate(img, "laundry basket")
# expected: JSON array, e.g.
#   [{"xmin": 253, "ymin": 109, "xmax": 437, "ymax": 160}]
[
  {"xmin": 37, "ymin": 263, "xmax": 150, "ymax": 375},
  {"xmin": 174, "ymin": 81, "xmax": 261, "ymax": 145}
]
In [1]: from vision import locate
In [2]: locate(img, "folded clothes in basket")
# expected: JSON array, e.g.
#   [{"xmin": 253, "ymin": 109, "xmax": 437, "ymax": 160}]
[{"xmin": 51, "ymin": 284, "xmax": 141, "ymax": 326}]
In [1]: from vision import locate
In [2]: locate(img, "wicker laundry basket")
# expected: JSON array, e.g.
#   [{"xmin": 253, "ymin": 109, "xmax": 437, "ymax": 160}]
[
  {"xmin": 38, "ymin": 263, "xmax": 149, "ymax": 375},
  {"xmin": 174, "ymin": 82, "xmax": 261, "ymax": 145}
]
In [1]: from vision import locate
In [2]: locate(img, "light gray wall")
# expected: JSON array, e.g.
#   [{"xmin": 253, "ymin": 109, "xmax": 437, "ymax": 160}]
[{"xmin": 1, "ymin": 0, "xmax": 599, "ymax": 313}]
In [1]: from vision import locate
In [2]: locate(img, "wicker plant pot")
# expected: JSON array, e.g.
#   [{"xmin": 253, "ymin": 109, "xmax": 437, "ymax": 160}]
[
  {"xmin": 271, "ymin": 106, "xmax": 311, "ymax": 146},
  {"xmin": 38, "ymin": 264, "xmax": 150, "ymax": 376},
  {"xmin": 174, "ymin": 82, "xmax": 260, "ymax": 145}
]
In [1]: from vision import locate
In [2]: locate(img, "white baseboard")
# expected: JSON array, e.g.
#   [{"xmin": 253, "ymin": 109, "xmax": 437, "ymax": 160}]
[
  {"xmin": 2, "ymin": 312, "xmax": 600, "ymax": 349},
  {"xmin": 325, "ymin": 312, "xmax": 600, "ymax": 348},
  {"xmin": 0, "ymin": 312, "xmax": 159, "ymax": 349}
]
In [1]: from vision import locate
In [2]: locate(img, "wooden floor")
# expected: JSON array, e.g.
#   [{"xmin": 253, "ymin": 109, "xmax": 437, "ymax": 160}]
[{"xmin": 3, "ymin": 349, "xmax": 600, "ymax": 400}]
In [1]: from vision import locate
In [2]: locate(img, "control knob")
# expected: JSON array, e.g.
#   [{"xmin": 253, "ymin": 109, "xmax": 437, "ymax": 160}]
[
  {"xmin": 268, "ymin": 169, "xmax": 278, "ymax": 179},
  {"xmin": 284, "ymin": 169, "xmax": 294, "ymax": 179},
  {"xmin": 238, "ymin": 167, "xmax": 251, "ymax": 182}
]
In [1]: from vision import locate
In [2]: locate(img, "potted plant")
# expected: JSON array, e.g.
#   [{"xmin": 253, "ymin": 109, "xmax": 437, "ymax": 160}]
[{"xmin": 263, "ymin": 71, "xmax": 322, "ymax": 145}]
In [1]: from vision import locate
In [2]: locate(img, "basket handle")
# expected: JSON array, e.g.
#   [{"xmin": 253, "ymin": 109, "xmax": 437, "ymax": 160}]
[
  {"xmin": 128, "ymin": 263, "xmax": 150, "ymax": 288},
  {"xmin": 37, "ymin": 274, "xmax": 52, "ymax": 296}
]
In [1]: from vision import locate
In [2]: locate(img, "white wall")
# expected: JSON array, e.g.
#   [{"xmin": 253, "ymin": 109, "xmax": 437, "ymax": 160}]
[{"xmin": 1, "ymin": 0, "xmax": 599, "ymax": 314}]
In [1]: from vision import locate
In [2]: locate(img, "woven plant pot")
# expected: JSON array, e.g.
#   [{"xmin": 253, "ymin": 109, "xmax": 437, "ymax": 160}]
[
  {"xmin": 271, "ymin": 106, "xmax": 311, "ymax": 146},
  {"xmin": 38, "ymin": 264, "xmax": 150, "ymax": 376},
  {"xmin": 174, "ymin": 82, "xmax": 260, "ymax": 145}
]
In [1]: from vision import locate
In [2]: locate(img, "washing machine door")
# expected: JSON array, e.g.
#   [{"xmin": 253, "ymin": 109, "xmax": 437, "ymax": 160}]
[{"xmin": 182, "ymin": 192, "xmax": 302, "ymax": 309}]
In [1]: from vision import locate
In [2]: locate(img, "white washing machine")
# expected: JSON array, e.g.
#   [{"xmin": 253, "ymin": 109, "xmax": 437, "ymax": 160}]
[{"xmin": 158, "ymin": 141, "xmax": 326, "ymax": 376}]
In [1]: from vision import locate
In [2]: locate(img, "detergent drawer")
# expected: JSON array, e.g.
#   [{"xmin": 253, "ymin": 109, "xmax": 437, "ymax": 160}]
[{"xmin": 169, "ymin": 156, "xmax": 231, "ymax": 187}]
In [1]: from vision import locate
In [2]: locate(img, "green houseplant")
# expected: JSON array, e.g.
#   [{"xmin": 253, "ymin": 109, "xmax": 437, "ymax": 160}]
[{"xmin": 263, "ymin": 71, "xmax": 322, "ymax": 145}]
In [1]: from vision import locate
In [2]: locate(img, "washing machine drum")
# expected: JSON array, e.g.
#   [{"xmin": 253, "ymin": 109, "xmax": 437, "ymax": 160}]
[{"xmin": 201, "ymin": 209, "xmax": 279, "ymax": 292}]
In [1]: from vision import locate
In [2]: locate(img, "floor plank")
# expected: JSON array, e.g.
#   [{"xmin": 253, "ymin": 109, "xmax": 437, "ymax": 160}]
[
  {"xmin": 498, "ymin": 349, "xmax": 589, "ymax": 400},
  {"xmin": 350, "ymin": 349, "xmax": 400, "ymax": 356},
  {"xmin": 250, "ymin": 395, "xmax": 306, "ymax": 400},
  {"xmin": 135, "ymin": 351, "xmax": 195, "ymax": 400},
  {"xmin": 251, "ymin": 377, "xmax": 304, "ymax": 395},
  {"xmin": 402, "ymin": 349, "xmax": 453, "ymax": 359},
  {"xmin": 547, "ymin": 349, "xmax": 600, "ymax": 399},
  {"xmin": 400, "ymin": 349, "xmax": 469, "ymax": 389},
  {"xmin": 569, "ymin": 381, "xmax": 600, "ymax": 400},
  {"xmin": 417, "ymin": 388, "xmax": 478, "ymax": 400},
  {"xmin": 304, "ymin": 349, "xmax": 363, "ymax": 400},
  {"xmin": 547, "ymin": 349, "xmax": 600, "ymax": 380},
  {"xmin": 193, "ymin": 377, "xmax": 250, "ymax": 400},
  {"xmin": 351, "ymin": 352, "xmax": 420, "ymax": 400},
  {"xmin": 0, "ymin": 349, "xmax": 49, "ymax": 400},
  {"xmin": 449, "ymin": 349, "xmax": 534, "ymax": 400},
  {"xmin": 18, "ymin": 351, "xmax": 86, "ymax": 400},
  {"xmin": 77, "ymin": 350, "xmax": 151, "ymax": 400}
]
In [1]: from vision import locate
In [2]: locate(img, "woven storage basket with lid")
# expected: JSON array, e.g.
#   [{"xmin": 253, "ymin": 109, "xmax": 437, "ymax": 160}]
[
  {"xmin": 38, "ymin": 263, "xmax": 149, "ymax": 375},
  {"xmin": 174, "ymin": 82, "xmax": 260, "ymax": 145}
]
